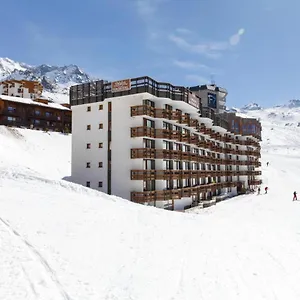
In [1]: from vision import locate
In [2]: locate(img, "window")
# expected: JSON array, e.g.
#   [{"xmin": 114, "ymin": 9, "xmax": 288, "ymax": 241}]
[
  {"xmin": 86, "ymin": 162, "xmax": 91, "ymax": 168},
  {"xmin": 163, "ymin": 121, "xmax": 172, "ymax": 130},
  {"xmin": 175, "ymin": 161, "xmax": 183, "ymax": 170},
  {"xmin": 87, "ymin": 125, "xmax": 91, "ymax": 130},
  {"xmin": 7, "ymin": 116, "xmax": 16, "ymax": 121},
  {"xmin": 163, "ymin": 140, "xmax": 173, "ymax": 150},
  {"xmin": 143, "ymin": 180, "xmax": 156, "ymax": 191},
  {"xmin": 143, "ymin": 99, "xmax": 155, "ymax": 107},
  {"xmin": 144, "ymin": 159, "xmax": 155, "ymax": 170},
  {"xmin": 174, "ymin": 143, "xmax": 182, "ymax": 151},
  {"xmin": 87, "ymin": 106, "xmax": 91, "ymax": 112},
  {"xmin": 35, "ymin": 110, "xmax": 40, "ymax": 115},
  {"xmin": 87, "ymin": 143, "xmax": 91, "ymax": 149},
  {"xmin": 7, "ymin": 106, "xmax": 16, "ymax": 112},
  {"xmin": 99, "ymin": 143, "xmax": 103, "ymax": 148},
  {"xmin": 166, "ymin": 180, "xmax": 173, "ymax": 190},
  {"xmin": 98, "ymin": 181, "xmax": 103, "ymax": 188},
  {"xmin": 98, "ymin": 162, "xmax": 103, "ymax": 168},
  {"xmin": 144, "ymin": 118, "xmax": 155, "ymax": 128},
  {"xmin": 99, "ymin": 123, "xmax": 103, "ymax": 129},
  {"xmin": 86, "ymin": 181, "xmax": 90, "ymax": 187},
  {"xmin": 143, "ymin": 138, "xmax": 155, "ymax": 148},
  {"xmin": 164, "ymin": 160, "xmax": 173, "ymax": 170},
  {"xmin": 99, "ymin": 104, "xmax": 103, "ymax": 110}
]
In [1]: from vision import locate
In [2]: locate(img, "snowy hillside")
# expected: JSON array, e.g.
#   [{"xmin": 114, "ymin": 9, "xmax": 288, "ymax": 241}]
[
  {"xmin": 2, "ymin": 105, "xmax": 300, "ymax": 299},
  {"xmin": 0, "ymin": 57, "xmax": 93, "ymax": 104}
]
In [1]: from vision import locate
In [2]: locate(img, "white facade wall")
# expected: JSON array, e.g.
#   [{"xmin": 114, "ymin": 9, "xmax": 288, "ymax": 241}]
[{"xmin": 71, "ymin": 101, "xmax": 108, "ymax": 192}]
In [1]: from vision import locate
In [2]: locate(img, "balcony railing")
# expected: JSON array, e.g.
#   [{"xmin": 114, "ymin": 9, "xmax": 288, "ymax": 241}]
[
  {"xmin": 130, "ymin": 148, "xmax": 261, "ymax": 166},
  {"xmin": 131, "ymin": 181, "xmax": 241, "ymax": 203},
  {"xmin": 131, "ymin": 169, "xmax": 262, "ymax": 180},
  {"xmin": 131, "ymin": 105, "xmax": 261, "ymax": 146}
]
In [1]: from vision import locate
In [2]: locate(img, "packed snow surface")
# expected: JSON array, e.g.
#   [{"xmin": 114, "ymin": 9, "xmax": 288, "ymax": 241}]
[{"xmin": 1, "ymin": 107, "xmax": 300, "ymax": 299}]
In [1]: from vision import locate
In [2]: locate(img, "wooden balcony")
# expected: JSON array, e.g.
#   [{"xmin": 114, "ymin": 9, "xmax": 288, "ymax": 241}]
[
  {"xmin": 131, "ymin": 105, "xmax": 183, "ymax": 123},
  {"xmin": 190, "ymin": 135, "xmax": 200, "ymax": 145},
  {"xmin": 131, "ymin": 181, "xmax": 239, "ymax": 203},
  {"xmin": 131, "ymin": 148, "xmax": 212, "ymax": 163},
  {"xmin": 130, "ymin": 148, "xmax": 263, "ymax": 168},
  {"xmin": 131, "ymin": 169, "xmax": 238, "ymax": 180},
  {"xmin": 131, "ymin": 105, "xmax": 155, "ymax": 117},
  {"xmin": 131, "ymin": 126, "xmax": 156, "ymax": 138},
  {"xmin": 181, "ymin": 115, "xmax": 191, "ymax": 125},
  {"xmin": 190, "ymin": 118, "xmax": 199, "ymax": 128},
  {"xmin": 181, "ymin": 134, "xmax": 191, "ymax": 143},
  {"xmin": 248, "ymin": 179, "xmax": 262, "ymax": 186}
]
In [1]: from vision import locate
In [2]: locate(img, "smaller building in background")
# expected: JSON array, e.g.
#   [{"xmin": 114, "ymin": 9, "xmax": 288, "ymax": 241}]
[
  {"xmin": 0, "ymin": 79, "xmax": 71, "ymax": 132},
  {"xmin": 0, "ymin": 79, "xmax": 43, "ymax": 99},
  {"xmin": 226, "ymin": 113, "xmax": 261, "ymax": 139}
]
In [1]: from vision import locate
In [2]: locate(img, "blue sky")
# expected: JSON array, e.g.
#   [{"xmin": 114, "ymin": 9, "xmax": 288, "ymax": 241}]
[{"xmin": 1, "ymin": 0, "xmax": 300, "ymax": 107}]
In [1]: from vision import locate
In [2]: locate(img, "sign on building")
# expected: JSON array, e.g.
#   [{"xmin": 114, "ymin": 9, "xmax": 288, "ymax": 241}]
[
  {"xmin": 111, "ymin": 79, "xmax": 131, "ymax": 93},
  {"xmin": 188, "ymin": 93, "xmax": 200, "ymax": 109},
  {"xmin": 208, "ymin": 93, "xmax": 217, "ymax": 109}
]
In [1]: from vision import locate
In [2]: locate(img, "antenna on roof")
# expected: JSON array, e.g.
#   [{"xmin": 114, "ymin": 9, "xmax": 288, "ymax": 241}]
[{"xmin": 210, "ymin": 74, "xmax": 216, "ymax": 85}]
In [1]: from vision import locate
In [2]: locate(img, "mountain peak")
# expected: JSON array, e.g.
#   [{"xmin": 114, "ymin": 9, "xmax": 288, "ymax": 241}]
[
  {"xmin": 286, "ymin": 99, "xmax": 300, "ymax": 108},
  {"xmin": 0, "ymin": 57, "xmax": 92, "ymax": 103},
  {"xmin": 241, "ymin": 102, "xmax": 262, "ymax": 111}
]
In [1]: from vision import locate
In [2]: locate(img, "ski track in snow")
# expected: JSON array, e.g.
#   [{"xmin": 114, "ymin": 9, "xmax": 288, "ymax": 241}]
[{"xmin": 0, "ymin": 217, "xmax": 71, "ymax": 300}]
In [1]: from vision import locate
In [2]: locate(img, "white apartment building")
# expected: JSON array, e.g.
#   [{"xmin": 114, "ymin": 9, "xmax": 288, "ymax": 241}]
[
  {"xmin": 0, "ymin": 79, "xmax": 43, "ymax": 99},
  {"xmin": 70, "ymin": 76, "xmax": 261, "ymax": 211}
]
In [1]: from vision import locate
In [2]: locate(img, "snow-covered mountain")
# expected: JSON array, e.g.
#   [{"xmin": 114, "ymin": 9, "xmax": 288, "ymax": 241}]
[
  {"xmin": 0, "ymin": 57, "xmax": 93, "ymax": 103},
  {"xmin": 241, "ymin": 102, "xmax": 262, "ymax": 111}
]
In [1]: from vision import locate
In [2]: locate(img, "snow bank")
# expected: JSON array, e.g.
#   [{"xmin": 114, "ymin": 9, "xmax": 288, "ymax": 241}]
[{"xmin": 1, "ymin": 111, "xmax": 300, "ymax": 299}]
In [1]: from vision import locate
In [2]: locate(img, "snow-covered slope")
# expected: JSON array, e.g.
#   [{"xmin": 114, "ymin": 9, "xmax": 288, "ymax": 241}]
[
  {"xmin": 0, "ymin": 57, "xmax": 93, "ymax": 104},
  {"xmin": 1, "ymin": 105, "xmax": 300, "ymax": 299}
]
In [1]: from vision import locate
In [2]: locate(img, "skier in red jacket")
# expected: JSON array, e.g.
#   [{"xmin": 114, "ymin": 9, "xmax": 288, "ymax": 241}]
[
  {"xmin": 265, "ymin": 186, "xmax": 268, "ymax": 194},
  {"xmin": 293, "ymin": 191, "xmax": 297, "ymax": 201}
]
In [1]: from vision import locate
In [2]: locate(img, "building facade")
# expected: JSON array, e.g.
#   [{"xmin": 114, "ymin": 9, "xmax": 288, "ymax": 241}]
[
  {"xmin": 70, "ymin": 76, "xmax": 261, "ymax": 210},
  {"xmin": 0, "ymin": 80, "xmax": 71, "ymax": 132},
  {"xmin": 0, "ymin": 79, "xmax": 43, "ymax": 99}
]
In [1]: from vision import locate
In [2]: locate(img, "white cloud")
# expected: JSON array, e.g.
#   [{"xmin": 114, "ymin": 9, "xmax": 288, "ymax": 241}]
[
  {"xmin": 134, "ymin": 0, "xmax": 169, "ymax": 42},
  {"xmin": 169, "ymin": 34, "xmax": 223, "ymax": 59},
  {"xmin": 135, "ymin": 0, "xmax": 168, "ymax": 19},
  {"xmin": 229, "ymin": 28, "xmax": 245, "ymax": 46},
  {"xmin": 185, "ymin": 74, "xmax": 209, "ymax": 84},
  {"xmin": 175, "ymin": 28, "xmax": 192, "ymax": 35},
  {"xmin": 173, "ymin": 60, "xmax": 210, "ymax": 70},
  {"xmin": 135, "ymin": 0, "xmax": 155, "ymax": 17},
  {"xmin": 169, "ymin": 28, "xmax": 245, "ymax": 59}
]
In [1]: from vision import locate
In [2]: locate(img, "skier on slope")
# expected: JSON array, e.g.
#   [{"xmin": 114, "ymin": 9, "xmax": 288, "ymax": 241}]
[
  {"xmin": 265, "ymin": 186, "xmax": 268, "ymax": 194},
  {"xmin": 267, "ymin": 162, "xmax": 269, "ymax": 167},
  {"xmin": 257, "ymin": 187, "xmax": 261, "ymax": 195},
  {"xmin": 293, "ymin": 191, "xmax": 297, "ymax": 201}
]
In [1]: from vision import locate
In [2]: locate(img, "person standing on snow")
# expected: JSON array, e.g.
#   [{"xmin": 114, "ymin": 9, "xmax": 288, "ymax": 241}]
[
  {"xmin": 257, "ymin": 187, "xmax": 261, "ymax": 195},
  {"xmin": 265, "ymin": 186, "xmax": 268, "ymax": 194},
  {"xmin": 267, "ymin": 162, "xmax": 269, "ymax": 167},
  {"xmin": 293, "ymin": 191, "xmax": 297, "ymax": 201}
]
